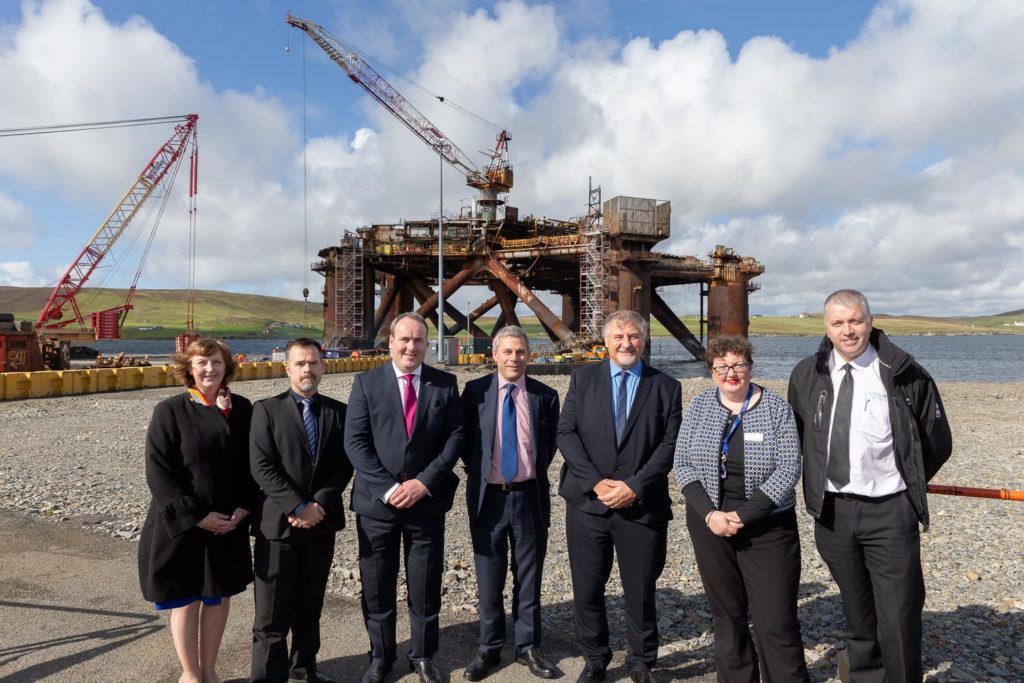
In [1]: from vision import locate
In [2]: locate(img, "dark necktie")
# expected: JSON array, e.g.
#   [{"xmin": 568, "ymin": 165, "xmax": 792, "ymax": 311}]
[
  {"xmin": 301, "ymin": 397, "xmax": 318, "ymax": 463},
  {"xmin": 615, "ymin": 371, "xmax": 628, "ymax": 445},
  {"xmin": 500, "ymin": 384, "xmax": 519, "ymax": 482},
  {"xmin": 828, "ymin": 364, "xmax": 854, "ymax": 488},
  {"xmin": 403, "ymin": 374, "xmax": 417, "ymax": 438}
]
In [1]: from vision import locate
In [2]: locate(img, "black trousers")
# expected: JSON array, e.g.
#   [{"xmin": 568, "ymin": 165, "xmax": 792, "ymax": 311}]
[
  {"xmin": 471, "ymin": 484, "xmax": 548, "ymax": 654},
  {"xmin": 251, "ymin": 535, "xmax": 336, "ymax": 683},
  {"xmin": 357, "ymin": 512, "xmax": 445, "ymax": 665},
  {"xmin": 814, "ymin": 491, "xmax": 924, "ymax": 683},
  {"xmin": 687, "ymin": 501, "xmax": 810, "ymax": 683},
  {"xmin": 566, "ymin": 505, "xmax": 667, "ymax": 671}
]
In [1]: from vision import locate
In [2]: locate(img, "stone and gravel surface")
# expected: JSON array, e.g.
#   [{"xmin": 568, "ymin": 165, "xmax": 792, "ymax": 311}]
[{"xmin": 1, "ymin": 371, "xmax": 1022, "ymax": 681}]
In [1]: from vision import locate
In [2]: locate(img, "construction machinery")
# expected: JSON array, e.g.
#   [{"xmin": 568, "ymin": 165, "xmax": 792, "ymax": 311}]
[
  {"xmin": 288, "ymin": 15, "xmax": 763, "ymax": 358},
  {"xmin": 0, "ymin": 115, "xmax": 198, "ymax": 371}
]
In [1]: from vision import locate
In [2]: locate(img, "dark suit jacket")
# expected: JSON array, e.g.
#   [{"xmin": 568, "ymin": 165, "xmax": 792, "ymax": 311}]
[
  {"xmin": 461, "ymin": 373, "xmax": 560, "ymax": 528},
  {"xmin": 557, "ymin": 360, "xmax": 682, "ymax": 524},
  {"xmin": 344, "ymin": 362, "xmax": 463, "ymax": 521},
  {"xmin": 249, "ymin": 391, "xmax": 353, "ymax": 541}
]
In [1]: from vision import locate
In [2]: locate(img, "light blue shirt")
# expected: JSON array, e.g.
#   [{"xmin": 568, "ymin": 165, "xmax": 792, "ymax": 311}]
[{"xmin": 609, "ymin": 359, "xmax": 643, "ymax": 421}]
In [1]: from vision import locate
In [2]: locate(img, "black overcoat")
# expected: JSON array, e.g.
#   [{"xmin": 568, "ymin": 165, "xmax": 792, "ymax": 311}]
[{"xmin": 138, "ymin": 392, "xmax": 256, "ymax": 602}]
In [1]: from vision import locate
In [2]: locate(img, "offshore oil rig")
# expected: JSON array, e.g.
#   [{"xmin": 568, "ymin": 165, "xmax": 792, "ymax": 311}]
[{"xmin": 288, "ymin": 14, "xmax": 763, "ymax": 360}]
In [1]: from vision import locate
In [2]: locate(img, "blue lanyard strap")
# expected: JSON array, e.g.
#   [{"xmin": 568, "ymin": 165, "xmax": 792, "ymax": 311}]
[{"xmin": 719, "ymin": 383, "xmax": 753, "ymax": 479}]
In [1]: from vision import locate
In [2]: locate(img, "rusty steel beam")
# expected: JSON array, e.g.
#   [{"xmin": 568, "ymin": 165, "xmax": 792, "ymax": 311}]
[
  {"xmin": 469, "ymin": 295, "xmax": 499, "ymax": 321},
  {"xmin": 491, "ymin": 281, "xmax": 521, "ymax": 328},
  {"xmin": 414, "ymin": 259, "xmax": 485, "ymax": 318},
  {"xmin": 371, "ymin": 275, "xmax": 404, "ymax": 341},
  {"xmin": 491, "ymin": 312, "xmax": 507, "ymax": 336},
  {"xmin": 487, "ymin": 257, "xmax": 572, "ymax": 341},
  {"xmin": 441, "ymin": 301, "xmax": 488, "ymax": 338},
  {"xmin": 651, "ymin": 290, "xmax": 704, "ymax": 361},
  {"xmin": 406, "ymin": 277, "xmax": 453, "ymax": 336}
]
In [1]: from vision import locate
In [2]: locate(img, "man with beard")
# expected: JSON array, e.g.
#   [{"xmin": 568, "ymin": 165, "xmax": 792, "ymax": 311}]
[
  {"xmin": 345, "ymin": 313, "xmax": 463, "ymax": 683},
  {"xmin": 250, "ymin": 338, "xmax": 353, "ymax": 683}
]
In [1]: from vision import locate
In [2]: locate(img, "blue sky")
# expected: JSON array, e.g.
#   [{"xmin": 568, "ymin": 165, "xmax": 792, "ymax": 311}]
[{"xmin": 1, "ymin": 0, "xmax": 1022, "ymax": 319}]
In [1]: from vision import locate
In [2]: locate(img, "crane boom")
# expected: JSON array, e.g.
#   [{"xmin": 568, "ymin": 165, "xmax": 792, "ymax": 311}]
[
  {"xmin": 35, "ymin": 114, "xmax": 199, "ymax": 335},
  {"xmin": 286, "ymin": 13, "xmax": 512, "ymax": 194}
]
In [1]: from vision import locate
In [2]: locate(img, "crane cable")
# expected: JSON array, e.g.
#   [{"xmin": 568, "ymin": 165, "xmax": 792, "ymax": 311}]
[
  {"xmin": 312, "ymin": 24, "xmax": 504, "ymax": 133},
  {"xmin": 0, "ymin": 115, "xmax": 191, "ymax": 138}
]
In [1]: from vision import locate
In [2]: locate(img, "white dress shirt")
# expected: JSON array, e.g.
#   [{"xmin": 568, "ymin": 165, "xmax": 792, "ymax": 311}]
[{"xmin": 826, "ymin": 346, "xmax": 906, "ymax": 497}]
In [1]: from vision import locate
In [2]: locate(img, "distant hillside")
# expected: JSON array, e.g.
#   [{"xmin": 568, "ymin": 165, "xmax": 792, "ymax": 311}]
[
  {"xmin": 0, "ymin": 286, "xmax": 321, "ymax": 338},
  {"xmin": 2, "ymin": 286, "xmax": 1021, "ymax": 338}
]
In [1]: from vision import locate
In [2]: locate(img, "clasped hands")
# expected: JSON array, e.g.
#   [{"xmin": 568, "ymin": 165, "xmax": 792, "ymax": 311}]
[
  {"xmin": 388, "ymin": 479, "xmax": 429, "ymax": 509},
  {"xmin": 706, "ymin": 510, "xmax": 744, "ymax": 537},
  {"xmin": 287, "ymin": 501, "xmax": 327, "ymax": 529},
  {"xmin": 197, "ymin": 507, "xmax": 249, "ymax": 535},
  {"xmin": 593, "ymin": 479, "xmax": 637, "ymax": 509}
]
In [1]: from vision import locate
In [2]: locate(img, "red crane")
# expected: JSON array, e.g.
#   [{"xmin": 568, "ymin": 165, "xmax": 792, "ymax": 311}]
[
  {"xmin": 35, "ymin": 114, "xmax": 199, "ymax": 343},
  {"xmin": 285, "ymin": 13, "xmax": 513, "ymax": 197}
]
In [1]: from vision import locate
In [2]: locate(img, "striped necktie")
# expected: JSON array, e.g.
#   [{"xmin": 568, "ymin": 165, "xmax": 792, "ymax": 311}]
[{"xmin": 301, "ymin": 397, "xmax": 318, "ymax": 463}]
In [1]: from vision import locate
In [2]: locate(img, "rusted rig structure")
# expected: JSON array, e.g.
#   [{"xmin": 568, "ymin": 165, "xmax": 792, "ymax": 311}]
[{"xmin": 312, "ymin": 189, "xmax": 763, "ymax": 360}]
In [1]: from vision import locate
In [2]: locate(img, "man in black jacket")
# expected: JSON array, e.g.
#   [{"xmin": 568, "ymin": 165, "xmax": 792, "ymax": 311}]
[
  {"xmin": 344, "ymin": 312, "xmax": 463, "ymax": 683},
  {"xmin": 250, "ymin": 338, "xmax": 354, "ymax": 683},
  {"xmin": 461, "ymin": 326, "xmax": 560, "ymax": 681},
  {"xmin": 558, "ymin": 310, "xmax": 682, "ymax": 683},
  {"xmin": 788, "ymin": 289, "xmax": 952, "ymax": 682}
]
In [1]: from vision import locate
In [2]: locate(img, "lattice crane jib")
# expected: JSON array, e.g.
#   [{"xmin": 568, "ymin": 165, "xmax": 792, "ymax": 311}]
[
  {"xmin": 35, "ymin": 114, "xmax": 199, "ymax": 336},
  {"xmin": 285, "ymin": 13, "xmax": 512, "ymax": 194}
]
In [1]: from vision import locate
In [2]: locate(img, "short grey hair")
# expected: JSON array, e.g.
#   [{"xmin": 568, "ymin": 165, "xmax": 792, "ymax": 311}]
[
  {"xmin": 390, "ymin": 312, "xmax": 428, "ymax": 337},
  {"xmin": 602, "ymin": 310, "xmax": 648, "ymax": 340},
  {"xmin": 823, "ymin": 289, "xmax": 873, "ymax": 324},
  {"xmin": 493, "ymin": 325, "xmax": 529, "ymax": 350}
]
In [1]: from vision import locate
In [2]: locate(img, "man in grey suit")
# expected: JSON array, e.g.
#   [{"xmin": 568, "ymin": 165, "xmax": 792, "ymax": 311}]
[
  {"xmin": 460, "ymin": 326, "xmax": 560, "ymax": 681},
  {"xmin": 250, "ymin": 337, "xmax": 353, "ymax": 683},
  {"xmin": 344, "ymin": 313, "xmax": 463, "ymax": 683}
]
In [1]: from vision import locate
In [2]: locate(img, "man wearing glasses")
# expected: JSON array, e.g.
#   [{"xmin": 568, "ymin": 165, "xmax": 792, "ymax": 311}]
[{"xmin": 788, "ymin": 289, "xmax": 952, "ymax": 682}]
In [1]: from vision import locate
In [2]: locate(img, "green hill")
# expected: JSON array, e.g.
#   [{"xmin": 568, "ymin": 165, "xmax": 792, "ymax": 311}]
[
  {"xmin": 1, "ymin": 286, "xmax": 1020, "ymax": 339},
  {"xmin": 0, "ymin": 286, "xmax": 321, "ymax": 339}
]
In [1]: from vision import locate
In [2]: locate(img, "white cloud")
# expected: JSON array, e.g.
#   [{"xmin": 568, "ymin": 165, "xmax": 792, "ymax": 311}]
[
  {"xmin": 0, "ymin": 191, "xmax": 40, "ymax": 249},
  {"xmin": 0, "ymin": 260, "xmax": 47, "ymax": 286},
  {"xmin": 1, "ymin": 0, "xmax": 1023, "ymax": 318}
]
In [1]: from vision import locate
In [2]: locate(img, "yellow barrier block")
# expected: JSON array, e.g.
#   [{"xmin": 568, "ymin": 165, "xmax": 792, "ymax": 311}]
[
  {"xmin": 57, "ymin": 370, "xmax": 78, "ymax": 395},
  {"xmin": 143, "ymin": 366, "xmax": 169, "ymax": 388},
  {"xmin": 93, "ymin": 368, "xmax": 117, "ymax": 392},
  {"xmin": 115, "ymin": 367, "xmax": 145, "ymax": 391},
  {"xmin": 270, "ymin": 362, "xmax": 287, "ymax": 378},
  {"xmin": 0, "ymin": 375, "xmax": 5, "ymax": 400},
  {"xmin": 4, "ymin": 372, "xmax": 31, "ymax": 400},
  {"xmin": 72, "ymin": 369, "xmax": 95, "ymax": 394},
  {"xmin": 30, "ymin": 371, "xmax": 63, "ymax": 398},
  {"xmin": 253, "ymin": 362, "xmax": 272, "ymax": 379},
  {"xmin": 235, "ymin": 362, "xmax": 255, "ymax": 381}
]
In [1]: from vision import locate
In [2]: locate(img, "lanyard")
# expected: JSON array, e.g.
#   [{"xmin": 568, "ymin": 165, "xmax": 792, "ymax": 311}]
[{"xmin": 719, "ymin": 383, "xmax": 753, "ymax": 479}]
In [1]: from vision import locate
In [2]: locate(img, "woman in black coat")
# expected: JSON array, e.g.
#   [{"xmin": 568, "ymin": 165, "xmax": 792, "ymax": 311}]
[{"xmin": 138, "ymin": 337, "xmax": 256, "ymax": 683}]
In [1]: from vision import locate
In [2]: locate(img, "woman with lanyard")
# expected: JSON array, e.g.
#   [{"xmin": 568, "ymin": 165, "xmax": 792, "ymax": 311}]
[
  {"xmin": 138, "ymin": 338, "xmax": 256, "ymax": 683},
  {"xmin": 673, "ymin": 335, "xmax": 810, "ymax": 682}
]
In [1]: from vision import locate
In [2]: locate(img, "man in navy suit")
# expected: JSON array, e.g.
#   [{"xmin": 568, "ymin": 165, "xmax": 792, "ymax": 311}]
[
  {"xmin": 460, "ymin": 326, "xmax": 560, "ymax": 681},
  {"xmin": 250, "ymin": 337, "xmax": 354, "ymax": 683},
  {"xmin": 344, "ymin": 313, "xmax": 463, "ymax": 683},
  {"xmin": 558, "ymin": 310, "xmax": 682, "ymax": 683}
]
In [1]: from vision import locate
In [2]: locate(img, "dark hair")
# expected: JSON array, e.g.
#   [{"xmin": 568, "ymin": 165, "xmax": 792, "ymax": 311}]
[
  {"xmin": 704, "ymin": 335, "xmax": 754, "ymax": 370},
  {"xmin": 285, "ymin": 337, "xmax": 323, "ymax": 361},
  {"xmin": 170, "ymin": 338, "xmax": 236, "ymax": 388}
]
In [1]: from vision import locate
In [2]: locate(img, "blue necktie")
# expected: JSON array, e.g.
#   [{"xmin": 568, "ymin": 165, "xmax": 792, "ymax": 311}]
[
  {"xmin": 500, "ymin": 384, "xmax": 519, "ymax": 482},
  {"xmin": 302, "ymin": 397, "xmax": 318, "ymax": 463},
  {"xmin": 615, "ymin": 371, "xmax": 628, "ymax": 445}
]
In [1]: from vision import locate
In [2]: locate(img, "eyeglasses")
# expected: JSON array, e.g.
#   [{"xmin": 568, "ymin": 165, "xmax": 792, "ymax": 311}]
[{"xmin": 711, "ymin": 362, "xmax": 751, "ymax": 376}]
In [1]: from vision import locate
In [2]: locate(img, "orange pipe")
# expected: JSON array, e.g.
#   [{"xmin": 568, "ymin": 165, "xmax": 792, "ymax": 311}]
[{"xmin": 927, "ymin": 484, "xmax": 1024, "ymax": 501}]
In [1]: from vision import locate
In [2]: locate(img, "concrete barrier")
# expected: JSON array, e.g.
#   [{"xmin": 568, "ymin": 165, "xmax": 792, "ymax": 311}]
[
  {"xmin": 115, "ymin": 367, "xmax": 145, "ymax": 391},
  {"xmin": 29, "ymin": 371, "xmax": 63, "ymax": 398},
  {"xmin": 4, "ymin": 372, "xmax": 31, "ymax": 400},
  {"xmin": 93, "ymin": 368, "xmax": 118, "ymax": 393},
  {"xmin": 143, "ymin": 366, "xmax": 169, "ymax": 388}
]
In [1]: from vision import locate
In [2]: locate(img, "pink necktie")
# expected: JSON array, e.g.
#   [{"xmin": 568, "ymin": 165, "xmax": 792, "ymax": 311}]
[{"xmin": 403, "ymin": 374, "xmax": 417, "ymax": 437}]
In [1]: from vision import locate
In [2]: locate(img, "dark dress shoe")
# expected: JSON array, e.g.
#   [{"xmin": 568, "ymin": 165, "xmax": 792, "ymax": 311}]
[
  {"xmin": 410, "ymin": 658, "xmax": 443, "ymax": 683},
  {"xmin": 464, "ymin": 650, "xmax": 501, "ymax": 681},
  {"xmin": 516, "ymin": 648, "xmax": 558, "ymax": 678},
  {"xmin": 577, "ymin": 663, "xmax": 606, "ymax": 682},
  {"xmin": 629, "ymin": 668, "xmax": 656, "ymax": 683},
  {"xmin": 361, "ymin": 662, "xmax": 392, "ymax": 683},
  {"xmin": 290, "ymin": 673, "xmax": 336, "ymax": 683}
]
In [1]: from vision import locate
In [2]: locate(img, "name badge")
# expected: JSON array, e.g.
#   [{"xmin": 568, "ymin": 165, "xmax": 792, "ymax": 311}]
[{"xmin": 744, "ymin": 432, "xmax": 764, "ymax": 442}]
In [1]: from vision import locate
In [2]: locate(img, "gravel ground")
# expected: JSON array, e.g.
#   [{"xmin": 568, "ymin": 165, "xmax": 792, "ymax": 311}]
[{"xmin": 1, "ymin": 370, "xmax": 1022, "ymax": 681}]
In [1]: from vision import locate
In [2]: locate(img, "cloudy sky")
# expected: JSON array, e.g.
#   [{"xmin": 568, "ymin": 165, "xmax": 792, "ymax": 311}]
[{"xmin": 1, "ymin": 0, "xmax": 1022, "ymax": 317}]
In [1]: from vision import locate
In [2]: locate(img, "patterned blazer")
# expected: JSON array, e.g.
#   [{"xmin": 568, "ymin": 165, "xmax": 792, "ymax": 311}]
[{"xmin": 672, "ymin": 385, "xmax": 801, "ymax": 513}]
